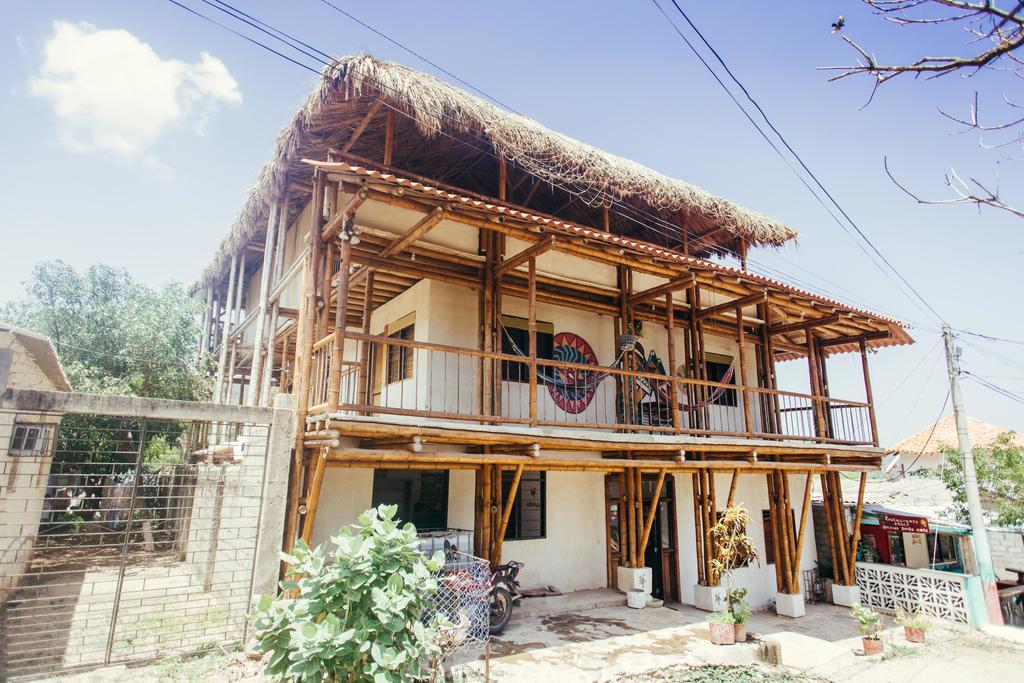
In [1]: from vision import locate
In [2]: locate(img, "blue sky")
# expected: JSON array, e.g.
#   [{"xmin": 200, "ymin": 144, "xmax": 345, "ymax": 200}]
[{"xmin": 2, "ymin": 1, "xmax": 1022, "ymax": 445}]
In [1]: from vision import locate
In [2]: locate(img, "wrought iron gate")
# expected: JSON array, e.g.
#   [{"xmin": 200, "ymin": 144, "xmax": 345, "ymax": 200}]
[{"xmin": 0, "ymin": 409, "xmax": 273, "ymax": 680}]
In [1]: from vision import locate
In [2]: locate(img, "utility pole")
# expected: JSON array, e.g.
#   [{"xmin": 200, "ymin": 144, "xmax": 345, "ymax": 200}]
[{"xmin": 942, "ymin": 324, "xmax": 1003, "ymax": 625}]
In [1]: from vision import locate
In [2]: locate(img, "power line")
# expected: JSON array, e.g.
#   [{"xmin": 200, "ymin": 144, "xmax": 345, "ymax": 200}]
[
  {"xmin": 651, "ymin": 0, "xmax": 945, "ymax": 325},
  {"xmin": 963, "ymin": 371, "xmax": 1024, "ymax": 405},
  {"xmin": 890, "ymin": 387, "xmax": 951, "ymax": 478}
]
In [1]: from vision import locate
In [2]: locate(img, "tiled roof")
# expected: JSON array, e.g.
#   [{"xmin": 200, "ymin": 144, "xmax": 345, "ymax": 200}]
[{"xmin": 888, "ymin": 414, "xmax": 1023, "ymax": 455}]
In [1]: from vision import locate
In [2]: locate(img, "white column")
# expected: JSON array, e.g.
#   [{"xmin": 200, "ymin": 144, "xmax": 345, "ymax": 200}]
[{"xmin": 247, "ymin": 201, "xmax": 280, "ymax": 406}]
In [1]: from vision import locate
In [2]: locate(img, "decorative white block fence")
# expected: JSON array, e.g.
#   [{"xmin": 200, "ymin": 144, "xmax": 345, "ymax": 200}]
[{"xmin": 855, "ymin": 561, "xmax": 970, "ymax": 624}]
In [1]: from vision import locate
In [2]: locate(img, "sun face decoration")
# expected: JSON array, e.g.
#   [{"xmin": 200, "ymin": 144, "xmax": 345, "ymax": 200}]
[{"xmin": 548, "ymin": 332, "xmax": 600, "ymax": 414}]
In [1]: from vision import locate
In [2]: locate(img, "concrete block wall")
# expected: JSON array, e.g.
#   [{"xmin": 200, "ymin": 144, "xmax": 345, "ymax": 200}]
[{"xmin": 988, "ymin": 528, "xmax": 1024, "ymax": 581}]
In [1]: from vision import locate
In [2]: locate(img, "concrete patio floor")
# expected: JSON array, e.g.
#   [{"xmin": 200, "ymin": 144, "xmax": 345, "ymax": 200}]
[{"xmin": 450, "ymin": 590, "xmax": 1024, "ymax": 682}]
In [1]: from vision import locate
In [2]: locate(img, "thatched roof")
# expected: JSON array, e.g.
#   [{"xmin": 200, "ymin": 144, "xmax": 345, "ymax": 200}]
[{"xmin": 195, "ymin": 54, "xmax": 798, "ymax": 290}]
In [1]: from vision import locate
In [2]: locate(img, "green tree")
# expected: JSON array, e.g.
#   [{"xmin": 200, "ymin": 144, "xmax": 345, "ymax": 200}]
[
  {"xmin": 1, "ymin": 260, "xmax": 209, "ymax": 400},
  {"xmin": 938, "ymin": 433, "xmax": 1024, "ymax": 527}
]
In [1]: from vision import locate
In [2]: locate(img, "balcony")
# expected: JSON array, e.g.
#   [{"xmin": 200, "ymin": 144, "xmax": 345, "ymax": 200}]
[{"xmin": 306, "ymin": 332, "xmax": 876, "ymax": 447}]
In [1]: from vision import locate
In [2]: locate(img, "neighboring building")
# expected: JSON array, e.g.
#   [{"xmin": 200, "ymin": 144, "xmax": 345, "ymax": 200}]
[
  {"xmin": 191, "ymin": 55, "xmax": 913, "ymax": 616},
  {"xmin": 0, "ymin": 324, "xmax": 71, "ymax": 602},
  {"xmin": 886, "ymin": 414, "xmax": 1023, "ymax": 474}
]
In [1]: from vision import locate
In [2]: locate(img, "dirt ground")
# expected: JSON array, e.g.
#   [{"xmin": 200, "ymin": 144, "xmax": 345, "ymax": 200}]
[{"xmin": 47, "ymin": 603, "xmax": 1024, "ymax": 683}]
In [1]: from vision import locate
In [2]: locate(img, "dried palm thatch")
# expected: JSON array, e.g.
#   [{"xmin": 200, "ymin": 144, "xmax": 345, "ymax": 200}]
[{"xmin": 195, "ymin": 54, "xmax": 798, "ymax": 290}]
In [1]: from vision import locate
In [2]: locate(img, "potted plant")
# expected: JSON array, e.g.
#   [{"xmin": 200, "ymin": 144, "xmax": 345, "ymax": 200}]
[
  {"xmin": 728, "ymin": 588, "xmax": 752, "ymax": 642},
  {"xmin": 850, "ymin": 603, "xmax": 883, "ymax": 655},
  {"xmin": 896, "ymin": 608, "xmax": 930, "ymax": 643},
  {"xmin": 707, "ymin": 610, "xmax": 736, "ymax": 645},
  {"xmin": 710, "ymin": 506, "xmax": 758, "ymax": 643}
]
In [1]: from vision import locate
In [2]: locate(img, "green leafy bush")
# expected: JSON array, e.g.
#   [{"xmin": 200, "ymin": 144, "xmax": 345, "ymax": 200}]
[
  {"xmin": 895, "ymin": 608, "xmax": 931, "ymax": 631},
  {"xmin": 728, "ymin": 588, "xmax": 752, "ymax": 624},
  {"xmin": 250, "ymin": 505, "xmax": 447, "ymax": 682},
  {"xmin": 707, "ymin": 610, "xmax": 737, "ymax": 625},
  {"xmin": 850, "ymin": 603, "xmax": 883, "ymax": 640}
]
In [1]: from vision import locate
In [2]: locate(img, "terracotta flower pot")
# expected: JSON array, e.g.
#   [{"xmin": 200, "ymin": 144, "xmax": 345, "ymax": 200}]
[
  {"xmin": 734, "ymin": 622, "xmax": 747, "ymax": 643},
  {"xmin": 904, "ymin": 626, "xmax": 926, "ymax": 643},
  {"xmin": 862, "ymin": 637, "xmax": 883, "ymax": 656},
  {"xmin": 709, "ymin": 621, "xmax": 736, "ymax": 645}
]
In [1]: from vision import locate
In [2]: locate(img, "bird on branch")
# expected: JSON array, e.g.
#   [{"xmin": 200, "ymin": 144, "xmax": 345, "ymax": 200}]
[{"xmin": 831, "ymin": 16, "xmax": 845, "ymax": 34}]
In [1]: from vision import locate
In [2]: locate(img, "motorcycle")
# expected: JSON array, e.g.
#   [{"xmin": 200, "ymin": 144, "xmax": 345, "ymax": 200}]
[{"xmin": 489, "ymin": 560, "xmax": 524, "ymax": 634}]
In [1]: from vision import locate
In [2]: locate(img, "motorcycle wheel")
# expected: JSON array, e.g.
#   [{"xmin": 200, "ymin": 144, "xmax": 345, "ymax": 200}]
[{"xmin": 489, "ymin": 585, "xmax": 514, "ymax": 634}]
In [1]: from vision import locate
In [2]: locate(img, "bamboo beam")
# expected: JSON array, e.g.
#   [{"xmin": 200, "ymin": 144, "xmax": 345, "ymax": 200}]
[
  {"xmin": 791, "ymin": 471, "xmax": 814, "ymax": 593},
  {"xmin": 383, "ymin": 108, "xmax": 395, "ymax": 166},
  {"xmin": 726, "ymin": 469, "xmax": 739, "ymax": 508},
  {"xmin": 528, "ymin": 258, "xmax": 538, "ymax": 426},
  {"xmin": 696, "ymin": 291, "xmax": 767, "ymax": 320},
  {"xmin": 492, "ymin": 464, "xmax": 523, "ymax": 565},
  {"xmin": 300, "ymin": 447, "xmax": 328, "ymax": 543},
  {"xmin": 327, "ymin": 240, "xmax": 353, "ymax": 410},
  {"xmin": 618, "ymin": 470, "xmax": 629, "ymax": 571},
  {"xmin": 628, "ymin": 274, "xmax": 697, "ymax": 307},
  {"xmin": 637, "ymin": 468, "xmax": 666, "ymax": 559},
  {"xmin": 859, "ymin": 339, "xmax": 879, "ymax": 446},
  {"xmin": 766, "ymin": 473, "xmax": 784, "ymax": 593},
  {"xmin": 481, "ymin": 464, "xmax": 492, "ymax": 566},
  {"xmin": 693, "ymin": 472, "xmax": 705, "ymax": 585},
  {"xmin": 831, "ymin": 472, "xmax": 851, "ymax": 585},
  {"xmin": 847, "ymin": 471, "xmax": 867, "ymax": 581},
  {"xmin": 634, "ymin": 467, "xmax": 644, "ymax": 566},
  {"xmin": 322, "ymin": 189, "xmax": 368, "ymax": 241},
  {"xmin": 769, "ymin": 314, "xmax": 843, "ymax": 337},
  {"xmin": 341, "ymin": 101, "xmax": 382, "ymax": 153},
  {"xmin": 625, "ymin": 463, "xmax": 637, "ymax": 567},
  {"xmin": 494, "ymin": 235, "xmax": 558, "ymax": 278},
  {"xmin": 818, "ymin": 330, "xmax": 892, "ymax": 348},
  {"xmin": 379, "ymin": 207, "xmax": 446, "ymax": 259},
  {"xmin": 666, "ymin": 292, "xmax": 681, "ymax": 432}
]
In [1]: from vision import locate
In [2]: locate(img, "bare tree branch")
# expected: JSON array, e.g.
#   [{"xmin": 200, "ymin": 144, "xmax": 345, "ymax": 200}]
[{"xmin": 884, "ymin": 157, "xmax": 1024, "ymax": 218}]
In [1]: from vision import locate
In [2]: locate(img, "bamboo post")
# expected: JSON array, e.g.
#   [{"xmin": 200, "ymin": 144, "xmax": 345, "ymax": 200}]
[
  {"xmin": 666, "ymin": 293, "xmax": 681, "ymax": 433},
  {"xmin": 482, "ymin": 231, "xmax": 495, "ymax": 418},
  {"xmin": 273, "ymin": 192, "xmax": 290, "ymax": 286},
  {"xmin": 528, "ymin": 258, "xmax": 538, "ymax": 426},
  {"xmin": 847, "ymin": 471, "xmax": 867, "ymax": 581},
  {"xmin": 247, "ymin": 199, "xmax": 280, "ymax": 406},
  {"xmin": 766, "ymin": 473, "xmax": 784, "ymax": 592},
  {"xmin": 383, "ymin": 108, "xmax": 395, "ymax": 166},
  {"xmin": 859, "ymin": 339, "xmax": 879, "ymax": 446},
  {"xmin": 817, "ymin": 472, "xmax": 840, "ymax": 585},
  {"xmin": 831, "ymin": 472, "xmax": 851, "ymax": 585},
  {"xmin": 259, "ymin": 302, "xmax": 280, "ymax": 406},
  {"xmin": 481, "ymin": 463, "xmax": 492, "ymax": 565},
  {"xmin": 300, "ymin": 447, "xmax": 328, "ymax": 543},
  {"xmin": 791, "ymin": 471, "xmax": 814, "ymax": 589},
  {"xmin": 213, "ymin": 253, "xmax": 239, "ymax": 405},
  {"xmin": 806, "ymin": 331, "xmax": 827, "ymax": 442},
  {"xmin": 726, "ymin": 469, "xmax": 739, "ymax": 508},
  {"xmin": 630, "ymin": 466, "xmax": 638, "ymax": 565},
  {"xmin": 624, "ymin": 463, "xmax": 637, "ymax": 567},
  {"xmin": 198, "ymin": 286, "xmax": 212, "ymax": 360},
  {"xmin": 637, "ymin": 469, "xmax": 666, "ymax": 556},
  {"xmin": 618, "ymin": 470, "xmax": 629, "ymax": 569},
  {"xmin": 702, "ymin": 469, "xmax": 715, "ymax": 585},
  {"xmin": 736, "ymin": 306, "xmax": 754, "ymax": 434},
  {"xmin": 492, "ymin": 463, "xmax": 524, "ymax": 565},
  {"xmin": 327, "ymin": 239, "xmax": 353, "ymax": 410},
  {"xmin": 780, "ymin": 472, "xmax": 797, "ymax": 592},
  {"xmin": 474, "ymin": 467, "xmax": 484, "ymax": 558},
  {"xmin": 692, "ymin": 472, "xmax": 705, "ymax": 585},
  {"xmin": 357, "ymin": 271, "xmax": 376, "ymax": 410}
]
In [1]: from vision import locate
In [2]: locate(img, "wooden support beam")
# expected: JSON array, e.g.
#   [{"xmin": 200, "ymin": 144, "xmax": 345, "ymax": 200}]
[
  {"xmin": 818, "ymin": 330, "xmax": 892, "ymax": 348},
  {"xmin": 726, "ymin": 469, "xmax": 739, "ymax": 508},
  {"xmin": 625, "ymin": 464, "xmax": 637, "ymax": 567},
  {"xmin": 769, "ymin": 314, "xmax": 843, "ymax": 337},
  {"xmin": 528, "ymin": 258, "xmax": 538, "ymax": 427},
  {"xmin": 300, "ymin": 447, "xmax": 328, "ymax": 543},
  {"xmin": 628, "ymin": 274, "xmax": 697, "ymax": 307},
  {"xmin": 491, "ymin": 464, "xmax": 523, "ymax": 565},
  {"xmin": 791, "ymin": 471, "xmax": 814, "ymax": 593},
  {"xmin": 637, "ymin": 468, "xmax": 666, "ymax": 557},
  {"xmin": 847, "ymin": 471, "xmax": 867, "ymax": 582},
  {"xmin": 341, "ymin": 101, "xmax": 382, "ymax": 153},
  {"xmin": 696, "ymin": 291, "xmax": 767, "ymax": 320},
  {"xmin": 494, "ymin": 235, "xmax": 557, "ymax": 278},
  {"xmin": 383, "ymin": 108, "xmax": 395, "ymax": 166},
  {"xmin": 322, "ymin": 189, "xmax": 368, "ymax": 240},
  {"xmin": 379, "ymin": 207, "xmax": 446, "ymax": 259},
  {"xmin": 859, "ymin": 339, "xmax": 879, "ymax": 447}
]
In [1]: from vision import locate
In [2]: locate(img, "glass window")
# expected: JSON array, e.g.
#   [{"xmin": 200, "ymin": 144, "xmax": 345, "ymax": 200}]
[
  {"xmin": 9, "ymin": 424, "xmax": 48, "ymax": 455},
  {"xmin": 386, "ymin": 324, "xmax": 414, "ymax": 384},
  {"xmin": 502, "ymin": 470, "xmax": 545, "ymax": 540},
  {"xmin": 705, "ymin": 355, "xmax": 737, "ymax": 407},
  {"xmin": 371, "ymin": 469, "xmax": 448, "ymax": 532},
  {"xmin": 500, "ymin": 316, "xmax": 553, "ymax": 383}
]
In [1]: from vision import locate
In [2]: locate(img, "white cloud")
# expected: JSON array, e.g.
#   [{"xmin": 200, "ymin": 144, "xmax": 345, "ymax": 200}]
[{"xmin": 28, "ymin": 21, "xmax": 242, "ymax": 160}]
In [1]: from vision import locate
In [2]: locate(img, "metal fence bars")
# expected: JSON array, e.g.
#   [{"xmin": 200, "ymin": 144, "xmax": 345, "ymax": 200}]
[{"xmin": 0, "ymin": 411, "xmax": 271, "ymax": 679}]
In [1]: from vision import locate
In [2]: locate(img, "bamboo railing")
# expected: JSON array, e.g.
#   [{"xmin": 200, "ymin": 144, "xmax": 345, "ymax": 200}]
[{"xmin": 307, "ymin": 331, "xmax": 876, "ymax": 446}]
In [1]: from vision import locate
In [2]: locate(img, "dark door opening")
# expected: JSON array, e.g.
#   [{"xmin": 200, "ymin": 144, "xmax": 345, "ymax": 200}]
[{"xmin": 605, "ymin": 474, "xmax": 679, "ymax": 602}]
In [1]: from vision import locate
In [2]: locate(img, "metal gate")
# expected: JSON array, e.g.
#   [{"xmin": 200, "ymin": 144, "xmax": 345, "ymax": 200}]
[{"xmin": 0, "ymin": 408, "xmax": 274, "ymax": 680}]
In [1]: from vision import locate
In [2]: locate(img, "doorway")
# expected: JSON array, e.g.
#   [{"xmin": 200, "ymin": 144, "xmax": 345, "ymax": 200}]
[{"xmin": 605, "ymin": 474, "xmax": 680, "ymax": 602}]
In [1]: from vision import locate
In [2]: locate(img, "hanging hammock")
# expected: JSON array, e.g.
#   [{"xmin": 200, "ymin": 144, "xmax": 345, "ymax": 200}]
[{"xmin": 499, "ymin": 325, "xmax": 738, "ymax": 411}]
